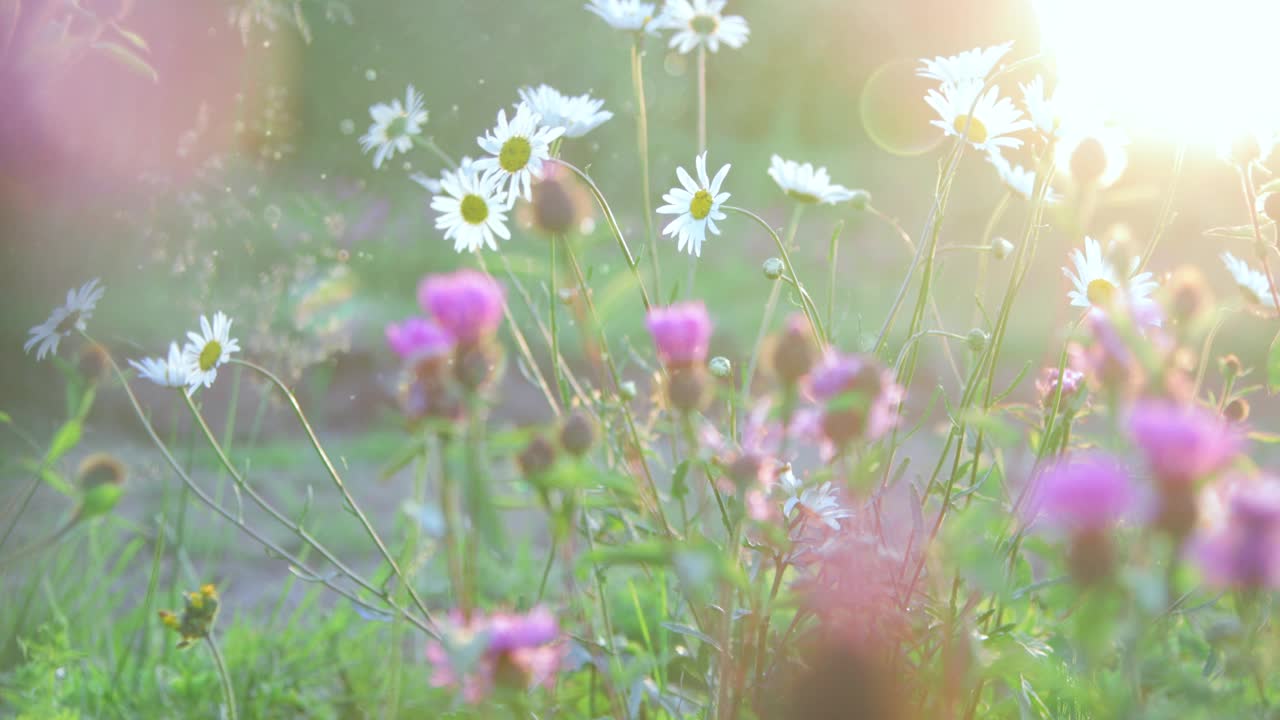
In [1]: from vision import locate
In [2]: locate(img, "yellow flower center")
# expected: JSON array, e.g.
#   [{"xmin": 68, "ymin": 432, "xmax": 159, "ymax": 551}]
[
  {"xmin": 1087, "ymin": 279, "xmax": 1116, "ymax": 307},
  {"xmin": 691, "ymin": 14, "xmax": 719, "ymax": 35},
  {"xmin": 786, "ymin": 189, "xmax": 820, "ymax": 204},
  {"xmin": 689, "ymin": 189, "xmax": 713, "ymax": 220},
  {"xmin": 54, "ymin": 310, "xmax": 82, "ymax": 335},
  {"xmin": 198, "ymin": 341, "xmax": 222, "ymax": 372},
  {"xmin": 460, "ymin": 194, "xmax": 489, "ymax": 225},
  {"xmin": 499, "ymin": 136, "xmax": 532, "ymax": 173},
  {"xmin": 952, "ymin": 115, "xmax": 988, "ymax": 144},
  {"xmin": 386, "ymin": 115, "xmax": 408, "ymax": 140}
]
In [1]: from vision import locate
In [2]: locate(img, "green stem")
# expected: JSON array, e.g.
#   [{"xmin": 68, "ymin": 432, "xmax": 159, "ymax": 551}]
[
  {"xmin": 827, "ymin": 220, "xmax": 845, "ymax": 338},
  {"xmin": 550, "ymin": 158, "xmax": 653, "ymax": 311},
  {"xmin": 632, "ymin": 38, "xmax": 661, "ymax": 300},
  {"xmin": 742, "ymin": 280, "xmax": 782, "ymax": 408},
  {"xmin": 228, "ymin": 359, "xmax": 437, "ymax": 628},
  {"xmin": 549, "ymin": 236, "xmax": 569, "ymax": 407},
  {"xmin": 436, "ymin": 432, "xmax": 467, "ymax": 613},
  {"xmin": 205, "ymin": 634, "xmax": 238, "ymax": 720},
  {"xmin": 475, "ymin": 252, "xmax": 562, "ymax": 416},
  {"xmin": 1239, "ymin": 165, "xmax": 1280, "ymax": 313},
  {"xmin": 1138, "ymin": 142, "xmax": 1185, "ymax": 272},
  {"xmin": 562, "ymin": 239, "xmax": 674, "ymax": 537},
  {"xmin": 697, "ymin": 45, "xmax": 707, "ymax": 155},
  {"xmin": 418, "ymin": 136, "xmax": 459, "ymax": 170},
  {"xmin": 724, "ymin": 205, "xmax": 828, "ymax": 350}
]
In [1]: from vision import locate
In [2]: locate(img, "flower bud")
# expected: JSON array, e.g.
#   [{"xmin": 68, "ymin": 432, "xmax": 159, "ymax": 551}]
[
  {"xmin": 1066, "ymin": 529, "xmax": 1115, "ymax": 587},
  {"xmin": 965, "ymin": 329, "xmax": 989, "ymax": 354},
  {"xmin": 454, "ymin": 343, "xmax": 499, "ymax": 391},
  {"xmin": 619, "ymin": 380, "xmax": 637, "ymax": 401},
  {"xmin": 1070, "ymin": 137, "xmax": 1108, "ymax": 185},
  {"xmin": 1229, "ymin": 134, "xmax": 1262, "ymax": 167},
  {"xmin": 1262, "ymin": 192, "xmax": 1280, "ymax": 224},
  {"xmin": 1220, "ymin": 354, "xmax": 1243, "ymax": 380},
  {"xmin": 77, "ymin": 342, "xmax": 111, "ymax": 383},
  {"xmin": 1224, "ymin": 398, "xmax": 1250, "ymax": 423},
  {"xmin": 762, "ymin": 257, "xmax": 785, "ymax": 280},
  {"xmin": 848, "ymin": 189, "xmax": 872, "ymax": 211},
  {"xmin": 771, "ymin": 314, "xmax": 814, "ymax": 384},
  {"xmin": 559, "ymin": 410, "xmax": 595, "ymax": 457},
  {"xmin": 708, "ymin": 355, "xmax": 732, "ymax": 379},
  {"xmin": 727, "ymin": 453, "xmax": 763, "ymax": 492},
  {"xmin": 992, "ymin": 237, "xmax": 1014, "ymax": 260},
  {"xmin": 517, "ymin": 434, "xmax": 557, "ymax": 479},
  {"xmin": 1166, "ymin": 266, "xmax": 1211, "ymax": 325},
  {"xmin": 77, "ymin": 452, "xmax": 126, "ymax": 518},
  {"xmin": 1154, "ymin": 481, "xmax": 1198, "ymax": 542},
  {"xmin": 667, "ymin": 366, "xmax": 708, "ymax": 413}
]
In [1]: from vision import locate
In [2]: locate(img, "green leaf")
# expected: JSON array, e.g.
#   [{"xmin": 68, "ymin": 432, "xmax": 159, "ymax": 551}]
[
  {"xmin": 91, "ymin": 41, "xmax": 159, "ymax": 83},
  {"xmin": 1205, "ymin": 223, "xmax": 1272, "ymax": 241},
  {"xmin": 44, "ymin": 420, "xmax": 82, "ymax": 467},
  {"xmin": 671, "ymin": 460, "xmax": 690, "ymax": 500},
  {"xmin": 584, "ymin": 540, "xmax": 674, "ymax": 568},
  {"xmin": 0, "ymin": 410, "xmax": 10, "ymax": 423},
  {"xmin": 380, "ymin": 438, "xmax": 425, "ymax": 481},
  {"xmin": 1268, "ymin": 328, "xmax": 1280, "ymax": 394},
  {"xmin": 110, "ymin": 22, "xmax": 150, "ymax": 52}
]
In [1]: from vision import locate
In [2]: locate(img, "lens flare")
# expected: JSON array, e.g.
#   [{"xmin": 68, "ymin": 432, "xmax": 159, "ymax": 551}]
[{"xmin": 1034, "ymin": 0, "xmax": 1280, "ymax": 146}]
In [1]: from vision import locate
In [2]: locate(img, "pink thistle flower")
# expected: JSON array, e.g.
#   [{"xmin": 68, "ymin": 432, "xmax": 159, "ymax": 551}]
[
  {"xmin": 419, "ymin": 270, "xmax": 506, "ymax": 346},
  {"xmin": 646, "ymin": 301, "xmax": 712, "ymax": 368},
  {"xmin": 1036, "ymin": 366, "xmax": 1085, "ymax": 411},
  {"xmin": 807, "ymin": 352, "xmax": 902, "ymax": 448},
  {"xmin": 426, "ymin": 607, "xmax": 565, "ymax": 703},
  {"xmin": 1127, "ymin": 398, "xmax": 1242, "ymax": 486},
  {"xmin": 1026, "ymin": 452, "xmax": 1137, "ymax": 533},
  {"xmin": 1190, "ymin": 481, "xmax": 1280, "ymax": 589},
  {"xmin": 385, "ymin": 317, "xmax": 455, "ymax": 361}
]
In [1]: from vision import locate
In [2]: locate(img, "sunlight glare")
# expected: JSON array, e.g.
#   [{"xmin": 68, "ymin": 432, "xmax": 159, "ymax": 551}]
[{"xmin": 1034, "ymin": 0, "xmax": 1280, "ymax": 146}]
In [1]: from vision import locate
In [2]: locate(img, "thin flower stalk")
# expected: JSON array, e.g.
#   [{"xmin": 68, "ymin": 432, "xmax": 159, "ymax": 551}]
[
  {"xmin": 228, "ymin": 358, "xmax": 437, "ymax": 627},
  {"xmin": 1239, "ymin": 165, "xmax": 1280, "ymax": 313},
  {"xmin": 632, "ymin": 37, "xmax": 662, "ymax": 298}
]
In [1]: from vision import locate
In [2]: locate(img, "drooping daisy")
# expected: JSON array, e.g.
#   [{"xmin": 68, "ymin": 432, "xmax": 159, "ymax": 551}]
[
  {"xmin": 517, "ymin": 85, "xmax": 613, "ymax": 138},
  {"xmin": 767, "ymin": 155, "xmax": 856, "ymax": 205},
  {"xmin": 474, "ymin": 102, "xmax": 565, "ymax": 203},
  {"xmin": 1055, "ymin": 123, "xmax": 1129, "ymax": 189},
  {"xmin": 655, "ymin": 151, "xmax": 730, "ymax": 257},
  {"xmin": 777, "ymin": 467, "xmax": 851, "ymax": 531},
  {"xmin": 987, "ymin": 150, "xmax": 1060, "ymax": 204},
  {"xmin": 431, "ymin": 165, "xmax": 511, "ymax": 253},
  {"xmin": 24, "ymin": 278, "xmax": 105, "ymax": 361},
  {"xmin": 1063, "ymin": 237, "xmax": 1159, "ymax": 321},
  {"xmin": 917, "ymin": 42, "xmax": 1013, "ymax": 87},
  {"xmin": 925, "ymin": 81, "xmax": 1030, "ymax": 152},
  {"xmin": 359, "ymin": 85, "xmax": 428, "ymax": 169},
  {"xmin": 181, "ymin": 312, "xmax": 241, "ymax": 391},
  {"xmin": 1221, "ymin": 252, "xmax": 1278, "ymax": 308},
  {"xmin": 129, "ymin": 342, "xmax": 193, "ymax": 388},
  {"xmin": 659, "ymin": 0, "xmax": 750, "ymax": 54}
]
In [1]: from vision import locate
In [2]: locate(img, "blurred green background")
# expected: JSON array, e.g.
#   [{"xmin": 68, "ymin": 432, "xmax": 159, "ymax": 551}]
[{"xmin": 0, "ymin": 0, "xmax": 1270, "ymax": 428}]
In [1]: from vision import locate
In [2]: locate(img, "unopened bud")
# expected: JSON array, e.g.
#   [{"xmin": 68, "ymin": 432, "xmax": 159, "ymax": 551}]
[
  {"xmin": 762, "ymin": 257, "xmax": 784, "ymax": 280},
  {"xmin": 848, "ymin": 189, "xmax": 871, "ymax": 211},
  {"xmin": 517, "ymin": 434, "xmax": 557, "ymax": 479},
  {"xmin": 1066, "ymin": 529, "xmax": 1114, "ymax": 587},
  {"xmin": 1070, "ymin": 137, "xmax": 1108, "ymax": 185},
  {"xmin": 1229, "ymin": 134, "xmax": 1262, "ymax": 167},
  {"xmin": 77, "ymin": 452, "xmax": 126, "ymax": 518},
  {"xmin": 709, "ymin": 356, "xmax": 732, "ymax": 379},
  {"xmin": 454, "ymin": 344, "xmax": 498, "ymax": 390},
  {"xmin": 992, "ymin": 237, "xmax": 1014, "ymax": 260},
  {"xmin": 1262, "ymin": 193, "xmax": 1280, "ymax": 224},
  {"xmin": 619, "ymin": 380, "xmax": 637, "ymax": 401},
  {"xmin": 727, "ymin": 454, "xmax": 762, "ymax": 491},
  {"xmin": 1220, "ymin": 354, "xmax": 1243, "ymax": 379},
  {"xmin": 1224, "ymin": 398, "xmax": 1250, "ymax": 423},
  {"xmin": 560, "ymin": 410, "xmax": 595, "ymax": 457},
  {"xmin": 667, "ymin": 366, "xmax": 708, "ymax": 413},
  {"xmin": 965, "ymin": 329, "xmax": 989, "ymax": 354},
  {"xmin": 77, "ymin": 342, "xmax": 111, "ymax": 383},
  {"xmin": 772, "ymin": 314, "xmax": 814, "ymax": 384}
]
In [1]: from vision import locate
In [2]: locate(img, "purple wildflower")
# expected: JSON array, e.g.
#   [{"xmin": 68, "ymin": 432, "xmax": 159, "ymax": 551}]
[
  {"xmin": 1027, "ymin": 452, "xmax": 1137, "ymax": 533},
  {"xmin": 385, "ymin": 317, "xmax": 455, "ymax": 361},
  {"xmin": 1190, "ymin": 481, "xmax": 1280, "ymax": 589},
  {"xmin": 808, "ymin": 352, "xmax": 902, "ymax": 447},
  {"xmin": 419, "ymin": 270, "xmax": 506, "ymax": 346},
  {"xmin": 645, "ymin": 301, "xmax": 712, "ymax": 368},
  {"xmin": 1128, "ymin": 398, "xmax": 1242, "ymax": 486}
]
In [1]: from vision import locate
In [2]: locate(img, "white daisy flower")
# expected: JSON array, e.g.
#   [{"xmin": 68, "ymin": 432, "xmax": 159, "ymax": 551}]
[
  {"xmin": 181, "ymin": 312, "xmax": 241, "ymax": 391},
  {"xmin": 585, "ymin": 0, "xmax": 660, "ymax": 33},
  {"xmin": 475, "ymin": 102, "xmax": 565, "ymax": 203},
  {"xmin": 987, "ymin": 150, "xmax": 1060, "ymax": 204},
  {"xmin": 1055, "ymin": 123, "xmax": 1129, "ymax": 189},
  {"xmin": 1019, "ymin": 75, "xmax": 1059, "ymax": 138},
  {"xmin": 659, "ymin": 0, "xmax": 750, "ymax": 54},
  {"xmin": 767, "ymin": 155, "xmax": 856, "ymax": 205},
  {"xmin": 411, "ymin": 156, "xmax": 477, "ymax": 195},
  {"xmin": 431, "ymin": 165, "xmax": 512, "ymax": 253},
  {"xmin": 777, "ymin": 468, "xmax": 851, "ymax": 531},
  {"xmin": 917, "ymin": 42, "xmax": 1013, "ymax": 87},
  {"xmin": 129, "ymin": 342, "xmax": 193, "ymax": 388},
  {"xmin": 24, "ymin": 278, "xmax": 105, "ymax": 362},
  {"xmin": 656, "ymin": 151, "xmax": 730, "ymax": 257},
  {"xmin": 925, "ymin": 81, "xmax": 1030, "ymax": 152},
  {"xmin": 1064, "ymin": 237, "xmax": 1159, "ymax": 322},
  {"xmin": 1221, "ymin": 252, "xmax": 1278, "ymax": 308},
  {"xmin": 517, "ymin": 85, "xmax": 613, "ymax": 138},
  {"xmin": 358, "ymin": 85, "xmax": 428, "ymax": 169}
]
